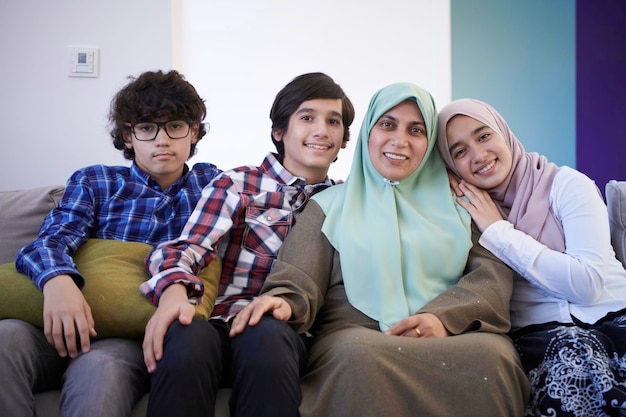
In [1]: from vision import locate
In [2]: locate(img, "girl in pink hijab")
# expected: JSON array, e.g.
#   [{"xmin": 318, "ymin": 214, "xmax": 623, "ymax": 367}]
[{"xmin": 437, "ymin": 98, "xmax": 626, "ymax": 417}]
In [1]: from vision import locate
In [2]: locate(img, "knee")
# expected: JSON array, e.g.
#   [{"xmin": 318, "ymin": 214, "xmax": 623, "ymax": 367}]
[
  {"xmin": 68, "ymin": 339, "xmax": 142, "ymax": 376},
  {"xmin": 160, "ymin": 318, "xmax": 221, "ymax": 370},
  {"xmin": 322, "ymin": 336, "xmax": 377, "ymax": 370},
  {"xmin": 234, "ymin": 317, "xmax": 303, "ymax": 368},
  {"xmin": 237, "ymin": 317, "xmax": 292, "ymax": 355},
  {"xmin": 470, "ymin": 335, "xmax": 530, "ymax": 394},
  {"xmin": 0, "ymin": 319, "xmax": 38, "ymax": 348},
  {"xmin": 473, "ymin": 334, "xmax": 524, "ymax": 371},
  {"xmin": 0, "ymin": 320, "xmax": 43, "ymax": 363}
]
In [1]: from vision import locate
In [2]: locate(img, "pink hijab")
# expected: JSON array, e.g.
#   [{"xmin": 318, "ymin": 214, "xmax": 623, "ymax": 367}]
[{"xmin": 437, "ymin": 98, "xmax": 565, "ymax": 252}]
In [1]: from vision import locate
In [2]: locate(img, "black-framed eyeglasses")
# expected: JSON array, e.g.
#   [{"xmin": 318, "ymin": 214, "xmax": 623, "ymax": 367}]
[{"xmin": 124, "ymin": 120, "xmax": 192, "ymax": 141}]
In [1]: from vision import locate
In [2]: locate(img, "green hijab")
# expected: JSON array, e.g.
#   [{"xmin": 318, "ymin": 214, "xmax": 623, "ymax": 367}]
[{"xmin": 313, "ymin": 82, "xmax": 472, "ymax": 331}]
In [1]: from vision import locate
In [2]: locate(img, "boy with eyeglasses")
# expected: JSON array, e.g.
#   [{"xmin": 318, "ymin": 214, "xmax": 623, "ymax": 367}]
[
  {"xmin": 0, "ymin": 69, "xmax": 221, "ymax": 417},
  {"xmin": 141, "ymin": 72, "xmax": 355, "ymax": 417}
]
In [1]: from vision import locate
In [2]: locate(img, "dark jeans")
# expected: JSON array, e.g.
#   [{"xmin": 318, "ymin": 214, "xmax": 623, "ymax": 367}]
[{"xmin": 147, "ymin": 316, "xmax": 309, "ymax": 417}]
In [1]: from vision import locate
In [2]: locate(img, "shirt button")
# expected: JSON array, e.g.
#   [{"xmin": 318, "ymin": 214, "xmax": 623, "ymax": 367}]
[{"xmin": 267, "ymin": 216, "xmax": 272, "ymax": 221}]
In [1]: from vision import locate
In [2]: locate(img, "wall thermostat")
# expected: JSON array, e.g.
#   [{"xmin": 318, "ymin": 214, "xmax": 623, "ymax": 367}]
[{"xmin": 68, "ymin": 47, "xmax": 100, "ymax": 78}]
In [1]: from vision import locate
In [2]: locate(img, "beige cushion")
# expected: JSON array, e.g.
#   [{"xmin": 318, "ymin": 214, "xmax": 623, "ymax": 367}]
[
  {"xmin": 606, "ymin": 180, "xmax": 626, "ymax": 268},
  {"xmin": 0, "ymin": 239, "xmax": 220, "ymax": 339},
  {"xmin": 0, "ymin": 185, "xmax": 64, "ymax": 264}
]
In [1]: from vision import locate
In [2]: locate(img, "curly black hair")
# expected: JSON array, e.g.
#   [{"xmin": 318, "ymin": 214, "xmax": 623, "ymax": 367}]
[{"xmin": 109, "ymin": 70, "xmax": 207, "ymax": 160}]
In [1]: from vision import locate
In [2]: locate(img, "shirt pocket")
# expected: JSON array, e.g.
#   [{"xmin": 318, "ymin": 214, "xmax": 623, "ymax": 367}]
[{"xmin": 242, "ymin": 206, "xmax": 292, "ymax": 258}]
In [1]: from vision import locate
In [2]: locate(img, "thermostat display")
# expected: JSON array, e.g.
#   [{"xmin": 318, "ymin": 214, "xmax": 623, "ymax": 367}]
[{"xmin": 68, "ymin": 47, "xmax": 100, "ymax": 78}]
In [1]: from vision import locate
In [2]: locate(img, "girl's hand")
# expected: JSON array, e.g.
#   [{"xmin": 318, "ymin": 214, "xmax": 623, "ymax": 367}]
[
  {"xmin": 455, "ymin": 181, "xmax": 503, "ymax": 232},
  {"xmin": 446, "ymin": 170, "xmax": 464, "ymax": 197}
]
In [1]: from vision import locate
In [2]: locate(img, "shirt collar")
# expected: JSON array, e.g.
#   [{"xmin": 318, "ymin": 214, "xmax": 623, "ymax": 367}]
[
  {"xmin": 260, "ymin": 152, "xmax": 334, "ymax": 189},
  {"xmin": 130, "ymin": 162, "xmax": 190, "ymax": 192}
]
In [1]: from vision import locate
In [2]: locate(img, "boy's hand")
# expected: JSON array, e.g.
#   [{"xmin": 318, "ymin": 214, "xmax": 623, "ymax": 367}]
[
  {"xmin": 384, "ymin": 312, "xmax": 450, "ymax": 338},
  {"xmin": 229, "ymin": 295, "xmax": 292, "ymax": 337},
  {"xmin": 42, "ymin": 274, "xmax": 97, "ymax": 358},
  {"xmin": 142, "ymin": 283, "xmax": 194, "ymax": 373}
]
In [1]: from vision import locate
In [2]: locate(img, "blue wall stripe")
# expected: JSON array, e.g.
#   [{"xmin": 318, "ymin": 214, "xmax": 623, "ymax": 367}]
[{"xmin": 451, "ymin": 0, "xmax": 575, "ymax": 169}]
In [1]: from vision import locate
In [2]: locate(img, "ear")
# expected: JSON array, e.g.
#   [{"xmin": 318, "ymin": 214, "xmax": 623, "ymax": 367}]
[
  {"xmin": 189, "ymin": 123, "xmax": 200, "ymax": 144},
  {"xmin": 123, "ymin": 131, "xmax": 134, "ymax": 149},
  {"xmin": 272, "ymin": 129, "xmax": 284, "ymax": 142},
  {"xmin": 341, "ymin": 140, "xmax": 348, "ymax": 149}
]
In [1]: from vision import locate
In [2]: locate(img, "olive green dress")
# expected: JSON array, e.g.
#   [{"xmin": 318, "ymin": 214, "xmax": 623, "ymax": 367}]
[{"xmin": 262, "ymin": 201, "xmax": 530, "ymax": 417}]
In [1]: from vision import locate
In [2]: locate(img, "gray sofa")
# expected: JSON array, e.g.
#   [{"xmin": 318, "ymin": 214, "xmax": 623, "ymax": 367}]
[
  {"xmin": 1, "ymin": 180, "xmax": 625, "ymax": 417},
  {"xmin": 606, "ymin": 180, "xmax": 626, "ymax": 268},
  {"xmin": 0, "ymin": 185, "xmax": 231, "ymax": 417}
]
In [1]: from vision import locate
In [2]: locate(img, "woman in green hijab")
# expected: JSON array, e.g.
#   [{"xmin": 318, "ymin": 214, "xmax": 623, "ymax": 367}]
[{"xmin": 231, "ymin": 82, "xmax": 529, "ymax": 416}]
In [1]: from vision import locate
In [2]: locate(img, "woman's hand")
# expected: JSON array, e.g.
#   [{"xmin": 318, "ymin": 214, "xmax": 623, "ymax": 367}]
[
  {"xmin": 455, "ymin": 181, "xmax": 504, "ymax": 232},
  {"xmin": 384, "ymin": 312, "xmax": 450, "ymax": 338},
  {"xmin": 229, "ymin": 295, "xmax": 292, "ymax": 337}
]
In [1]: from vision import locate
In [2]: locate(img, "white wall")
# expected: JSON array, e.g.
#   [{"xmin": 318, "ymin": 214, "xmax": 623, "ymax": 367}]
[
  {"xmin": 1, "ymin": 0, "xmax": 450, "ymax": 190},
  {"xmin": 0, "ymin": 0, "xmax": 172, "ymax": 190},
  {"xmin": 179, "ymin": 0, "xmax": 451, "ymax": 181}
]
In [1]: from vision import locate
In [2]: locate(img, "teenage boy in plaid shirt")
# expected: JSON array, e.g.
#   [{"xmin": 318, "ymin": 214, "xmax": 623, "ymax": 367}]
[
  {"xmin": 142, "ymin": 72, "xmax": 355, "ymax": 417},
  {"xmin": 0, "ymin": 70, "xmax": 221, "ymax": 417}
]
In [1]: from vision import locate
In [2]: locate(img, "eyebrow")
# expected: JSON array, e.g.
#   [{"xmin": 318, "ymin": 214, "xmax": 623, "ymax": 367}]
[
  {"xmin": 448, "ymin": 124, "xmax": 490, "ymax": 154},
  {"xmin": 296, "ymin": 108, "xmax": 342, "ymax": 118},
  {"xmin": 379, "ymin": 114, "xmax": 426, "ymax": 127}
]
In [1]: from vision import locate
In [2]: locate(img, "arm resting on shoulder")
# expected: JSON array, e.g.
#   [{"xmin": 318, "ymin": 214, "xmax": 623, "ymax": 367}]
[{"xmin": 480, "ymin": 170, "xmax": 612, "ymax": 304}]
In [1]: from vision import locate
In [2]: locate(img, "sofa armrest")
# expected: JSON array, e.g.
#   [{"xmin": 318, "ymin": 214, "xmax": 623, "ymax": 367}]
[
  {"xmin": 606, "ymin": 180, "xmax": 626, "ymax": 268},
  {"xmin": 0, "ymin": 185, "xmax": 64, "ymax": 264}
]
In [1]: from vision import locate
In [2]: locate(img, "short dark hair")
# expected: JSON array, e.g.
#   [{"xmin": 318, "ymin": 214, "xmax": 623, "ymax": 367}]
[
  {"xmin": 269, "ymin": 72, "xmax": 355, "ymax": 156},
  {"xmin": 109, "ymin": 70, "xmax": 207, "ymax": 160}
]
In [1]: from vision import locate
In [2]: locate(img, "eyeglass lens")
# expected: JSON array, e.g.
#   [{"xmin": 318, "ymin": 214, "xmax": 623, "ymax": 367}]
[{"xmin": 132, "ymin": 121, "xmax": 191, "ymax": 141}]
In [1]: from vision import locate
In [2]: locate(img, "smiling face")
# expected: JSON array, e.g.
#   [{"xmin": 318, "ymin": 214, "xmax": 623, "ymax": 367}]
[
  {"xmin": 445, "ymin": 114, "xmax": 512, "ymax": 190},
  {"xmin": 368, "ymin": 100, "xmax": 428, "ymax": 182},
  {"xmin": 124, "ymin": 120, "xmax": 198, "ymax": 189},
  {"xmin": 273, "ymin": 98, "xmax": 346, "ymax": 184}
]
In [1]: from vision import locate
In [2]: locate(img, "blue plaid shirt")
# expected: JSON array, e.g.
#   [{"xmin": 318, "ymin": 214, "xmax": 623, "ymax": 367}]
[
  {"xmin": 143, "ymin": 153, "xmax": 335, "ymax": 320},
  {"xmin": 16, "ymin": 162, "xmax": 221, "ymax": 290}
]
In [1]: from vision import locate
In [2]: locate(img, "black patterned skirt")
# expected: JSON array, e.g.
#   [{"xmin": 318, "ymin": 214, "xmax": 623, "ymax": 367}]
[{"xmin": 512, "ymin": 309, "xmax": 626, "ymax": 417}]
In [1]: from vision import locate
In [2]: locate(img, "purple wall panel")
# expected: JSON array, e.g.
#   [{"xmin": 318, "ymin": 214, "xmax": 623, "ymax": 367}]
[{"xmin": 577, "ymin": 0, "xmax": 626, "ymax": 192}]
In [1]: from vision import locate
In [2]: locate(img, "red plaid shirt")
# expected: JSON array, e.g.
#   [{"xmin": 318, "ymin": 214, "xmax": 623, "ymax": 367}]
[{"xmin": 142, "ymin": 153, "xmax": 336, "ymax": 320}]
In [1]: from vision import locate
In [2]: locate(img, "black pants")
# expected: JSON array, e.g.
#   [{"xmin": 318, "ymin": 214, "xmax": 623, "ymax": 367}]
[{"xmin": 147, "ymin": 316, "xmax": 309, "ymax": 417}]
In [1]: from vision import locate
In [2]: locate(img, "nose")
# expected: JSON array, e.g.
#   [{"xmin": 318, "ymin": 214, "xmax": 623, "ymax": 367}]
[
  {"xmin": 391, "ymin": 131, "xmax": 410, "ymax": 147},
  {"xmin": 471, "ymin": 146, "xmax": 488, "ymax": 162},
  {"xmin": 153, "ymin": 126, "xmax": 171, "ymax": 145},
  {"xmin": 312, "ymin": 119, "xmax": 329, "ymax": 138}
]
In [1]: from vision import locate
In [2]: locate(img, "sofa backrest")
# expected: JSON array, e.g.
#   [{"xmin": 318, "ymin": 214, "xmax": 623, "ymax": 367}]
[
  {"xmin": 0, "ymin": 185, "xmax": 64, "ymax": 264},
  {"xmin": 606, "ymin": 180, "xmax": 626, "ymax": 269},
  {"xmin": 1, "ymin": 181, "xmax": 625, "ymax": 268}
]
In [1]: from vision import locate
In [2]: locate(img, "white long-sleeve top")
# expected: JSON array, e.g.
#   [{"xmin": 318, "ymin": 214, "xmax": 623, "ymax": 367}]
[{"xmin": 479, "ymin": 166, "xmax": 626, "ymax": 330}]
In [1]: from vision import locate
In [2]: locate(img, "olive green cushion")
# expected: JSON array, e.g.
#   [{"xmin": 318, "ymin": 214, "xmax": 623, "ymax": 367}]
[{"xmin": 0, "ymin": 239, "xmax": 221, "ymax": 339}]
